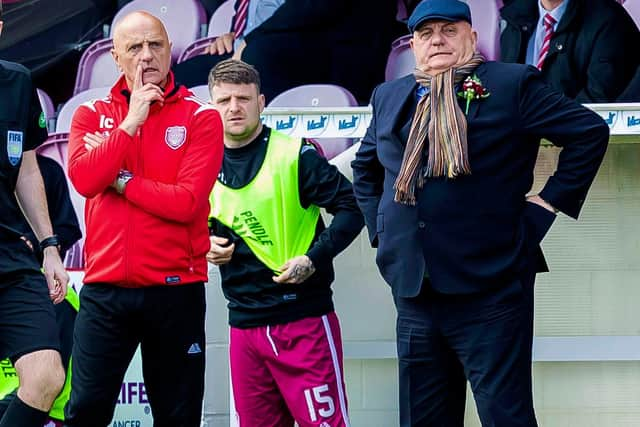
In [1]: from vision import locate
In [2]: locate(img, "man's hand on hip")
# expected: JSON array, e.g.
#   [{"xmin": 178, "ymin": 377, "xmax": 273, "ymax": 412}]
[{"xmin": 526, "ymin": 194, "xmax": 557, "ymax": 214}]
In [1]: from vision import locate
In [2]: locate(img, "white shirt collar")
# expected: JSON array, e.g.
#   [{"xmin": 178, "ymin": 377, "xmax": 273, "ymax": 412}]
[{"xmin": 537, "ymin": 0, "xmax": 569, "ymax": 30}]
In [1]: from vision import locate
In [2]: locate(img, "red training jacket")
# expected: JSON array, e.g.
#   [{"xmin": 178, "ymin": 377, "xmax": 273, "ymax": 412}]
[{"xmin": 68, "ymin": 72, "xmax": 223, "ymax": 287}]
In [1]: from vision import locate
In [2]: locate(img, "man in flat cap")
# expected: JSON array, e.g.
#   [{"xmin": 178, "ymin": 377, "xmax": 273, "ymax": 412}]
[{"xmin": 352, "ymin": 0, "xmax": 609, "ymax": 425}]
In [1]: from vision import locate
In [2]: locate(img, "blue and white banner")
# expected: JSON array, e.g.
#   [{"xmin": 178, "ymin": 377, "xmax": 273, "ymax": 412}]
[{"xmin": 262, "ymin": 104, "xmax": 640, "ymax": 139}]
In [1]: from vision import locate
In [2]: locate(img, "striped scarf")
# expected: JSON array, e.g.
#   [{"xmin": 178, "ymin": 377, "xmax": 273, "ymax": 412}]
[{"xmin": 394, "ymin": 52, "xmax": 485, "ymax": 205}]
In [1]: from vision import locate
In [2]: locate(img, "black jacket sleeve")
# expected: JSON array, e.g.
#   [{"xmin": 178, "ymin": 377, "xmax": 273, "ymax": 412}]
[
  {"xmin": 298, "ymin": 144, "xmax": 364, "ymax": 270},
  {"xmin": 517, "ymin": 66, "xmax": 609, "ymax": 219},
  {"xmin": 351, "ymin": 85, "xmax": 385, "ymax": 247},
  {"xmin": 574, "ymin": 12, "xmax": 639, "ymax": 103}
]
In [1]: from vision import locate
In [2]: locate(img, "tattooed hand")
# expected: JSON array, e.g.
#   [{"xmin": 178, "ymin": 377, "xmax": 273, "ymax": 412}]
[{"xmin": 272, "ymin": 255, "xmax": 315, "ymax": 284}]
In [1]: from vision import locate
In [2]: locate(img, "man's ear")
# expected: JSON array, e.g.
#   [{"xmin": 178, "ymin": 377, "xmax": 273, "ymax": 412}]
[
  {"xmin": 258, "ymin": 94, "xmax": 266, "ymax": 113},
  {"xmin": 111, "ymin": 48, "xmax": 121, "ymax": 71}
]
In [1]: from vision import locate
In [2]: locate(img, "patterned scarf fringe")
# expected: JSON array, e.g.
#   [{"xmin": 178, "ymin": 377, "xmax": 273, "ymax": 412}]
[{"xmin": 394, "ymin": 52, "xmax": 485, "ymax": 205}]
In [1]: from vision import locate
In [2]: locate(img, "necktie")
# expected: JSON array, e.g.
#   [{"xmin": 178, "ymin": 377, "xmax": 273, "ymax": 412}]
[
  {"xmin": 537, "ymin": 13, "xmax": 556, "ymax": 70},
  {"xmin": 233, "ymin": 0, "xmax": 250, "ymax": 39}
]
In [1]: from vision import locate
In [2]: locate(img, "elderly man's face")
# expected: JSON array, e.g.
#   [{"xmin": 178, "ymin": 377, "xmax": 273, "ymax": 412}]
[
  {"xmin": 411, "ymin": 20, "xmax": 477, "ymax": 75},
  {"xmin": 111, "ymin": 13, "xmax": 172, "ymax": 89}
]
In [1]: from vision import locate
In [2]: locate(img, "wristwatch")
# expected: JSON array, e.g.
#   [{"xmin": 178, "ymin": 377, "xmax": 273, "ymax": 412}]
[{"xmin": 116, "ymin": 170, "xmax": 134, "ymax": 194}]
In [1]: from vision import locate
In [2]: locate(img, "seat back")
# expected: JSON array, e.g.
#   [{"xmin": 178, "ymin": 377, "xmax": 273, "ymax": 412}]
[
  {"xmin": 188, "ymin": 85, "xmax": 211, "ymax": 102},
  {"xmin": 385, "ymin": 35, "xmax": 414, "ymax": 81},
  {"xmin": 177, "ymin": 0, "xmax": 235, "ymax": 63},
  {"xmin": 208, "ymin": 0, "xmax": 234, "ymax": 37},
  {"xmin": 111, "ymin": 0, "xmax": 207, "ymax": 62},
  {"xmin": 37, "ymin": 88, "xmax": 55, "ymax": 132},
  {"xmin": 269, "ymin": 84, "xmax": 358, "ymax": 108},
  {"xmin": 466, "ymin": 0, "xmax": 501, "ymax": 61},
  {"xmin": 36, "ymin": 133, "xmax": 68, "ymax": 167},
  {"xmin": 177, "ymin": 37, "xmax": 215, "ymax": 63},
  {"xmin": 268, "ymin": 85, "xmax": 358, "ymax": 159},
  {"xmin": 397, "ymin": 0, "xmax": 409, "ymax": 21},
  {"xmin": 56, "ymin": 87, "xmax": 112, "ymax": 133},
  {"xmin": 73, "ymin": 39, "xmax": 120, "ymax": 95},
  {"xmin": 621, "ymin": 0, "xmax": 640, "ymax": 29}
]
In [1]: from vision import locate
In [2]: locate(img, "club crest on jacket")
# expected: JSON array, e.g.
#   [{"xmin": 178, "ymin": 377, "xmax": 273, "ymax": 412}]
[{"xmin": 165, "ymin": 126, "xmax": 187, "ymax": 150}]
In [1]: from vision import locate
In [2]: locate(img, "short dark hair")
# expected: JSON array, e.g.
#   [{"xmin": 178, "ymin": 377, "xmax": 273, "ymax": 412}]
[{"xmin": 208, "ymin": 59, "xmax": 261, "ymax": 94}]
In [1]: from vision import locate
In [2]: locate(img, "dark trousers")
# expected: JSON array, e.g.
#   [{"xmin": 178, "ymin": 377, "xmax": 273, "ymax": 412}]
[
  {"xmin": 394, "ymin": 268, "xmax": 537, "ymax": 427},
  {"xmin": 64, "ymin": 282, "xmax": 206, "ymax": 427}
]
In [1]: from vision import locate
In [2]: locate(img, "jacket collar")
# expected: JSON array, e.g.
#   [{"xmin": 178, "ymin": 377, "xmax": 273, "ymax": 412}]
[{"xmin": 389, "ymin": 74, "xmax": 419, "ymax": 133}]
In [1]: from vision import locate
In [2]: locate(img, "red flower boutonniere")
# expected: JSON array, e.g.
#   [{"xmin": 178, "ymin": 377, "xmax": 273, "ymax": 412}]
[{"xmin": 457, "ymin": 75, "xmax": 490, "ymax": 114}]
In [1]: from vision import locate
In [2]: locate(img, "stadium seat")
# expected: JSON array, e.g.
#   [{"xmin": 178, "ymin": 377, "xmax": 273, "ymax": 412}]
[
  {"xmin": 188, "ymin": 85, "xmax": 211, "ymax": 102},
  {"xmin": 36, "ymin": 133, "xmax": 86, "ymax": 269},
  {"xmin": 36, "ymin": 132, "xmax": 68, "ymax": 168},
  {"xmin": 177, "ymin": 0, "xmax": 235, "ymax": 63},
  {"xmin": 396, "ymin": 0, "xmax": 409, "ymax": 22},
  {"xmin": 74, "ymin": 0, "xmax": 206, "ymax": 94},
  {"xmin": 56, "ymin": 87, "xmax": 111, "ymax": 133},
  {"xmin": 268, "ymin": 84, "xmax": 358, "ymax": 160},
  {"xmin": 74, "ymin": 39, "xmax": 119, "ymax": 95},
  {"xmin": 111, "ymin": 0, "xmax": 206, "ymax": 63},
  {"xmin": 467, "ymin": 0, "xmax": 501, "ymax": 61},
  {"xmin": 385, "ymin": 35, "xmax": 414, "ymax": 81},
  {"xmin": 621, "ymin": 0, "xmax": 640, "ymax": 29},
  {"xmin": 36, "ymin": 88, "xmax": 55, "ymax": 132},
  {"xmin": 269, "ymin": 84, "xmax": 358, "ymax": 110},
  {"xmin": 385, "ymin": 0, "xmax": 502, "ymax": 80},
  {"xmin": 206, "ymin": 0, "xmax": 235, "ymax": 38}
]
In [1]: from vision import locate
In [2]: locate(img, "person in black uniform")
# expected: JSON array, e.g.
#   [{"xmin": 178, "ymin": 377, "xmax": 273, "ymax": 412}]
[
  {"xmin": 16, "ymin": 155, "xmax": 82, "ymax": 265},
  {"xmin": 0, "ymin": 154, "xmax": 81, "ymax": 426},
  {"xmin": 0, "ymin": 3, "xmax": 69, "ymax": 426}
]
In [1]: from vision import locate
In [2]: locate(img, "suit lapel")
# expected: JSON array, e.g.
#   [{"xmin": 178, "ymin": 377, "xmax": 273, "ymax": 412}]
[
  {"xmin": 463, "ymin": 91, "xmax": 482, "ymax": 121},
  {"xmin": 461, "ymin": 63, "xmax": 489, "ymax": 121},
  {"xmin": 389, "ymin": 75, "xmax": 418, "ymax": 146}
]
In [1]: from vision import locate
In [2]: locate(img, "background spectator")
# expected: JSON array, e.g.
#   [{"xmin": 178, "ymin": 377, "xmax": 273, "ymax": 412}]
[
  {"xmin": 500, "ymin": 0, "xmax": 640, "ymax": 102},
  {"xmin": 174, "ymin": 0, "xmax": 400, "ymax": 105}
]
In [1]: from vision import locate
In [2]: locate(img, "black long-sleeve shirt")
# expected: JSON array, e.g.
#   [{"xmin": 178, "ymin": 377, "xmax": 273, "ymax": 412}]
[{"xmin": 210, "ymin": 127, "xmax": 364, "ymax": 328}]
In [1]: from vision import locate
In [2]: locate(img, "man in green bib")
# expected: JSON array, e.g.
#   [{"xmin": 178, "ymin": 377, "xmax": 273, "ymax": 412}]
[{"xmin": 207, "ymin": 59, "xmax": 363, "ymax": 427}]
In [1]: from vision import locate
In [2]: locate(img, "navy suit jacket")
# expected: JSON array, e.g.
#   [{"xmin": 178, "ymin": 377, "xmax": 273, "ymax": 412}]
[{"xmin": 352, "ymin": 62, "xmax": 609, "ymax": 297}]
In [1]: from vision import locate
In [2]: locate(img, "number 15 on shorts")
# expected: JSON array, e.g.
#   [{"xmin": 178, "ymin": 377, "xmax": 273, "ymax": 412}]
[{"xmin": 304, "ymin": 384, "xmax": 335, "ymax": 422}]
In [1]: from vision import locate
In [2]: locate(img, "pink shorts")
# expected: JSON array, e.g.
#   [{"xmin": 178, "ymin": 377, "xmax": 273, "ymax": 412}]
[{"xmin": 230, "ymin": 312, "xmax": 350, "ymax": 427}]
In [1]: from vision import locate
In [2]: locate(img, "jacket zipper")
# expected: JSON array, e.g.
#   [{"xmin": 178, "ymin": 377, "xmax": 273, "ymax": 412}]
[{"xmin": 125, "ymin": 127, "xmax": 142, "ymax": 283}]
